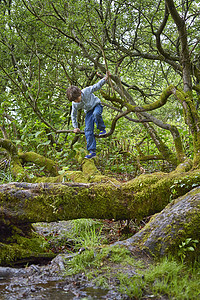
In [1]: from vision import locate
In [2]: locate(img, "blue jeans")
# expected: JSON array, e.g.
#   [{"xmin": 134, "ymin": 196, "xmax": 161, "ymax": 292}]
[{"xmin": 85, "ymin": 104, "xmax": 106, "ymax": 152}]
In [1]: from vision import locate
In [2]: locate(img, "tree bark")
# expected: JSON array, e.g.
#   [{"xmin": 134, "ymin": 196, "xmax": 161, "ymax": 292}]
[{"xmin": 116, "ymin": 186, "xmax": 200, "ymax": 259}]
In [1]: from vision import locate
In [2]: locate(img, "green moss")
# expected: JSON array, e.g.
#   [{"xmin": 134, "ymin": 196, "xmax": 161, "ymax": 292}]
[
  {"xmin": 171, "ymin": 126, "xmax": 187, "ymax": 163},
  {"xmin": 63, "ymin": 171, "xmax": 88, "ymax": 183},
  {"xmin": 172, "ymin": 158, "xmax": 193, "ymax": 173},
  {"xmin": 0, "ymin": 230, "xmax": 53, "ymax": 266},
  {"xmin": 0, "ymin": 216, "xmax": 55, "ymax": 266},
  {"xmin": 34, "ymin": 158, "xmax": 102, "ymax": 183},
  {"xmin": 89, "ymin": 174, "xmax": 120, "ymax": 185},
  {"xmin": 175, "ymin": 88, "xmax": 200, "ymax": 168},
  {"xmin": 0, "ymin": 242, "xmax": 29, "ymax": 265},
  {"xmin": 19, "ymin": 152, "xmax": 59, "ymax": 176},
  {"xmin": 124, "ymin": 84, "xmax": 174, "ymax": 112},
  {"xmin": 35, "ymin": 175, "xmax": 63, "ymax": 183},
  {"xmin": 35, "ymin": 170, "xmax": 88, "ymax": 183},
  {"xmin": 82, "ymin": 159, "xmax": 101, "ymax": 177},
  {"xmin": 123, "ymin": 172, "xmax": 167, "ymax": 191},
  {"xmin": 10, "ymin": 159, "xmax": 27, "ymax": 181}
]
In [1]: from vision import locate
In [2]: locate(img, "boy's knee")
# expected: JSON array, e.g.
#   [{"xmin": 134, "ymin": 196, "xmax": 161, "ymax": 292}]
[{"xmin": 93, "ymin": 111, "xmax": 101, "ymax": 119}]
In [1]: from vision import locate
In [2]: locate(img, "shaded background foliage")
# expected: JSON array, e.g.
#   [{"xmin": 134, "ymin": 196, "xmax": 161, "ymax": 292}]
[{"xmin": 0, "ymin": 0, "xmax": 200, "ymax": 180}]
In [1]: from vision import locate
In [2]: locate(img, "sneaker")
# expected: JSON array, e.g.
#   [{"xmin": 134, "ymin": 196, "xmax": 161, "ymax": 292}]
[
  {"xmin": 84, "ymin": 152, "xmax": 96, "ymax": 159},
  {"xmin": 99, "ymin": 129, "xmax": 106, "ymax": 136}
]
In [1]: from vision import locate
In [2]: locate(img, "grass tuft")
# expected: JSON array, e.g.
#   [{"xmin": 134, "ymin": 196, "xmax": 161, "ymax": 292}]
[{"xmin": 61, "ymin": 219, "xmax": 200, "ymax": 299}]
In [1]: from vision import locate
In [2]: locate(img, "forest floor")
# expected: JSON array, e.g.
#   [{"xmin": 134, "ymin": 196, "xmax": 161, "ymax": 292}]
[
  {"xmin": 32, "ymin": 219, "xmax": 163, "ymax": 300},
  {"xmin": 1, "ymin": 218, "xmax": 199, "ymax": 299},
  {"xmin": 0, "ymin": 219, "xmax": 166, "ymax": 300}
]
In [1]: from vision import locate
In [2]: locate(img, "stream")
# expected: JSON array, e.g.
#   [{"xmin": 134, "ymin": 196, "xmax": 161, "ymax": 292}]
[
  {"xmin": 0, "ymin": 262, "xmax": 123, "ymax": 299},
  {"xmin": 0, "ymin": 221, "xmax": 127, "ymax": 299}
]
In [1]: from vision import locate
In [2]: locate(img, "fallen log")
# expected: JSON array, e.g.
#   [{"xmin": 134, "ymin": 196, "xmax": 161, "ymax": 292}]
[
  {"xmin": 1, "ymin": 169, "xmax": 200, "ymax": 264},
  {"xmin": 1, "ymin": 169, "xmax": 200, "ymax": 224}
]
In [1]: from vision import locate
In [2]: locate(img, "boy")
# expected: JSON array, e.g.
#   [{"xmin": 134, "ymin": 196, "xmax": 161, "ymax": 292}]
[{"xmin": 66, "ymin": 72, "xmax": 110, "ymax": 159}]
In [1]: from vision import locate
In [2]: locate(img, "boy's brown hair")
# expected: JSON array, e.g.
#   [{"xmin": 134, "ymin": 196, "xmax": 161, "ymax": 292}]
[{"xmin": 66, "ymin": 86, "xmax": 81, "ymax": 102}]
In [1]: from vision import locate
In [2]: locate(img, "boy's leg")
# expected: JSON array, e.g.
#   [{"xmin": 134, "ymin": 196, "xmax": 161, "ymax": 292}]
[
  {"xmin": 85, "ymin": 110, "xmax": 96, "ymax": 153},
  {"xmin": 93, "ymin": 104, "xmax": 106, "ymax": 131}
]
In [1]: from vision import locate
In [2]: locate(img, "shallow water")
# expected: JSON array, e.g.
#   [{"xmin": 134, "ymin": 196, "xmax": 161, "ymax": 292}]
[
  {"xmin": 0, "ymin": 266, "xmax": 117, "ymax": 300},
  {"xmin": 0, "ymin": 279, "xmax": 109, "ymax": 299}
]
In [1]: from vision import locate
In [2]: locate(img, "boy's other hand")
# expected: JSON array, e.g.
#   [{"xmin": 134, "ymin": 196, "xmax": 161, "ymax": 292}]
[
  {"xmin": 73, "ymin": 128, "xmax": 80, "ymax": 133},
  {"xmin": 105, "ymin": 71, "xmax": 111, "ymax": 80},
  {"xmin": 96, "ymin": 71, "xmax": 111, "ymax": 80}
]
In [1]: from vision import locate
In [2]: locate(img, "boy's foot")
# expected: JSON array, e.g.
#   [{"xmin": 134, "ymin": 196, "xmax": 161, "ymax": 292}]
[
  {"xmin": 99, "ymin": 129, "xmax": 106, "ymax": 136},
  {"xmin": 85, "ymin": 152, "xmax": 96, "ymax": 159}
]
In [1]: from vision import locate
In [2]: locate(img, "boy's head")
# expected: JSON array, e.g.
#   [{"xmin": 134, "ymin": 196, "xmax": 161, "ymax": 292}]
[{"xmin": 66, "ymin": 86, "xmax": 81, "ymax": 102}]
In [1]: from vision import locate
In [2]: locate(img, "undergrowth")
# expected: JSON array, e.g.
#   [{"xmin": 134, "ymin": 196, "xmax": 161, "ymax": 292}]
[
  {"xmin": 0, "ymin": 169, "xmax": 13, "ymax": 183},
  {"xmin": 61, "ymin": 219, "xmax": 200, "ymax": 300}
]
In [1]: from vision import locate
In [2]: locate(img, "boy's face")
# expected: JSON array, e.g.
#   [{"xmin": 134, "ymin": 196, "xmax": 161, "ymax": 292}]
[{"xmin": 74, "ymin": 92, "xmax": 81, "ymax": 103}]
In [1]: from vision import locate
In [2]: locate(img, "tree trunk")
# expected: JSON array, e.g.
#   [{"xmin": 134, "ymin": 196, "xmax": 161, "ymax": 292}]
[
  {"xmin": 116, "ymin": 186, "xmax": 200, "ymax": 259},
  {"xmin": 0, "ymin": 167, "xmax": 200, "ymax": 231}
]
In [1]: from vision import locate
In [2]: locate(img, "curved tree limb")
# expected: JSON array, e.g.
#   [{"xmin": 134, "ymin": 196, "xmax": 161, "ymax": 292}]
[
  {"xmin": 101, "ymin": 85, "xmax": 186, "ymax": 164},
  {"xmin": 19, "ymin": 152, "xmax": 59, "ymax": 177},
  {"xmin": 152, "ymin": 3, "xmax": 179, "ymax": 62}
]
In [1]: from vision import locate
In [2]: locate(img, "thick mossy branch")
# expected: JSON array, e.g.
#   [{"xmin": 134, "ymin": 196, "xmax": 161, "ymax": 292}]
[
  {"xmin": 172, "ymin": 88, "xmax": 200, "ymax": 167},
  {"xmin": 169, "ymin": 125, "xmax": 187, "ymax": 163},
  {"xmin": 119, "ymin": 150, "xmax": 164, "ymax": 162},
  {"xmin": 124, "ymin": 85, "xmax": 173, "ymax": 112},
  {"xmin": 172, "ymin": 158, "xmax": 193, "ymax": 173},
  {"xmin": 19, "ymin": 152, "xmax": 59, "ymax": 176},
  {"xmin": 174, "ymin": 89, "xmax": 200, "ymax": 135},
  {"xmin": 101, "ymin": 83, "xmax": 174, "ymax": 113},
  {"xmin": 193, "ymin": 83, "xmax": 200, "ymax": 94},
  {"xmin": 0, "ymin": 139, "xmax": 60, "ymax": 180},
  {"xmin": 100, "ymin": 90, "xmax": 124, "ymax": 106},
  {"xmin": 143, "ymin": 123, "xmax": 178, "ymax": 166}
]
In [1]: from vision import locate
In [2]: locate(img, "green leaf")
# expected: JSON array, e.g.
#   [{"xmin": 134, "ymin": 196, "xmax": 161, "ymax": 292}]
[
  {"xmin": 35, "ymin": 131, "xmax": 44, "ymax": 138},
  {"xmin": 187, "ymin": 247, "xmax": 194, "ymax": 252}
]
